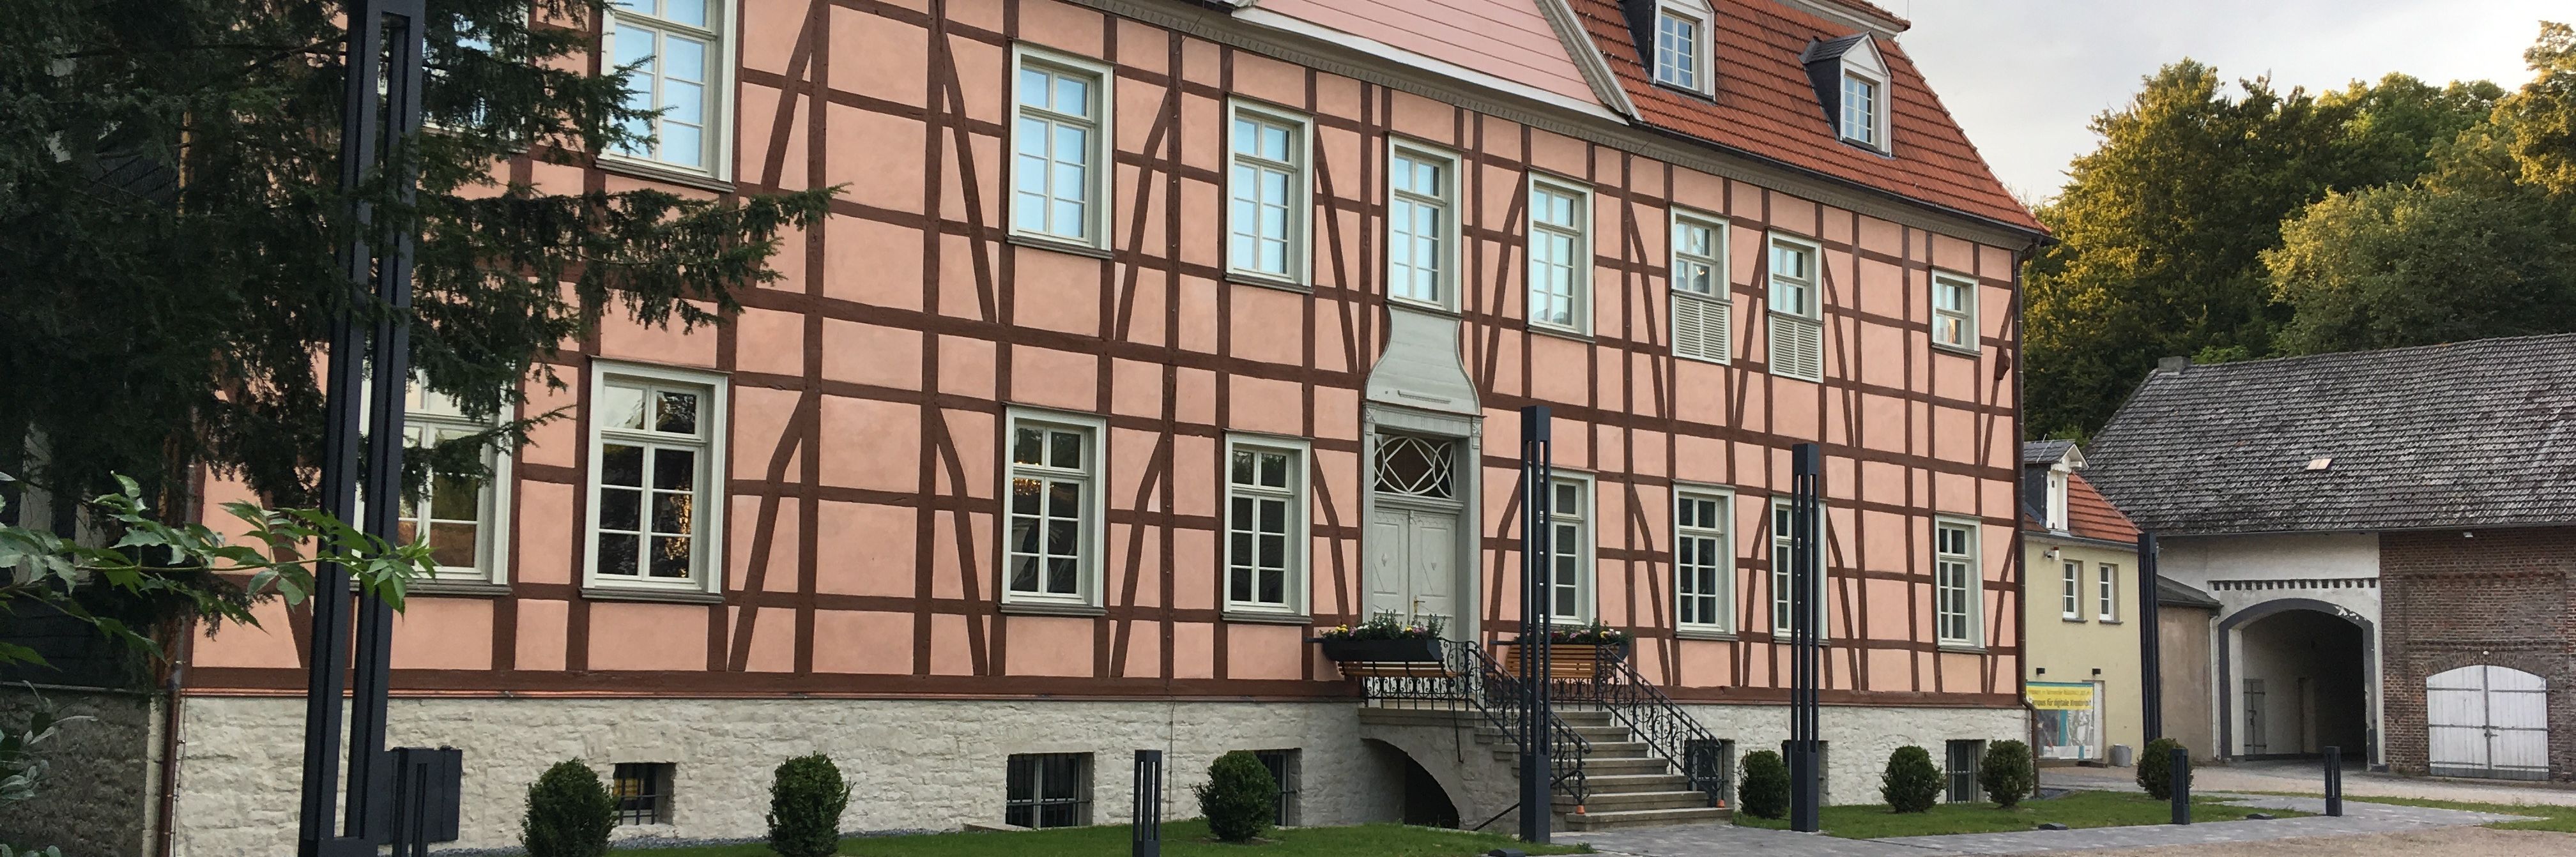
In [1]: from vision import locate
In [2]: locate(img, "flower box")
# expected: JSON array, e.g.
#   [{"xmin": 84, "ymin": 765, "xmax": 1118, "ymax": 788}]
[{"xmin": 1315, "ymin": 637, "xmax": 1445, "ymax": 664}]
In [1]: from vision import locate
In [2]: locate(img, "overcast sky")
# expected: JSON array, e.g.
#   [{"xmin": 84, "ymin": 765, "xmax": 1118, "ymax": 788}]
[{"xmin": 1894, "ymin": 0, "xmax": 2565, "ymax": 206}]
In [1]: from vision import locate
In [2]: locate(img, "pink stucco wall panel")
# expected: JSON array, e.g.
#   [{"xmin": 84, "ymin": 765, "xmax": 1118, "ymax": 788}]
[
  {"xmin": 587, "ymin": 603, "xmax": 708, "ymax": 672},
  {"xmin": 735, "ymin": 605, "xmax": 796, "ymax": 672},
  {"xmin": 818, "ymin": 396, "xmax": 918, "ymax": 492},
  {"xmin": 514, "ymin": 599, "xmax": 567, "ymax": 671},
  {"xmin": 823, "ymin": 215, "xmax": 923, "ymax": 310},
  {"xmin": 597, "ymin": 315, "xmax": 717, "ymax": 370},
  {"xmin": 1172, "ymin": 531, "xmax": 1216, "ymax": 611},
  {"xmin": 728, "ymin": 497, "xmax": 800, "ymax": 593},
  {"xmin": 930, "ymin": 613, "xmax": 981, "ymax": 676},
  {"xmin": 1004, "ymin": 616, "xmax": 1094, "ymax": 677},
  {"xmin": 838, "ymin": 8, "xmax": 928, "ymax": 109},
  {"xmin": 1021, "ymin": 0, "xmax": 1106, "ymax": 56},
  {"xmin": 1228, "ymin": 624, "xmax": 1306, "ymax": 680},
  {"xmin": 515, "ymin": 481, "xmax": 577, "ymax": 586},
  {"xmin": 816, "ymin": 500, "xmax": 916, "ymax": 598},
  {"xmin": 928, "ymin": 512, "xmax": 992, "ymax": 602},
  {"xmin": 831, "ymin": 109, "xmax": 925, "ymax": 216},
  {"xmin": 1008, "ymin": 347, "xmax": 1101, "ymax": 412},
  {"xmin": 813, "ymin": 610, "xmax": 914, "ymax": 675},
  {"xmin": 1172, "ymin": 622, "xmax": 1215, "ymax": 679}
]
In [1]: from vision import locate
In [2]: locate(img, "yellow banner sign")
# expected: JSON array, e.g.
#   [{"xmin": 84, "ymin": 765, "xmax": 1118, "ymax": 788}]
[{"xmin": 2027, "ymin": 682, "xmax": 2097, "ymax": 711}]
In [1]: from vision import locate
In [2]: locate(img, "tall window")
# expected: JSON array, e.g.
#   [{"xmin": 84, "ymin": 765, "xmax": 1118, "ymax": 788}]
[
  {"xmin": 1528, "ymin": 178, "xmax": 1591, "ymax": 331},
  {"xmin": 1225, "ymin": 437, "xmax": 1308, "ymax": 614},
  {"xmin": 586, "ymin": 365, "xmax": 726, "ymax": 592},
  {"xmin": 1388, "ymin": 143, "xmax": 1455, "ymax": 307},
  {"xmin": 1255, "ymin": 750, "xmax": 1303, "ymax": 827},
  {"xmin": 1768, "ymin": 235, "xmax": 1824, "ymax": 381},
  {"xmin": 2060, "ymin": 560, "xmax": 2083, "ymax": 620},
  {"xmin": 1932, "ymin": 273, "xmax": 1977, "ymax": 351},
  {"xmin": 1652, "ymin": 3, "xmax": 1710, "ymax": 92},
  {"xmin": 1944, "ymin": 741, "xmax": 1984, "ymax": 803},
  {"xmin": 1935, "ymin": 519, "xmax": 1979, "ymax": 646},
  {"xmin": 1228, "ymin": 103, "xmax": 1308, "ymax": 284},
  {"xmin": 2097, "ymin": 563, "xmax": 2120, "ymax": 621},
  {"xmin": 401, "ymin": 384, "xmax": 512, "ymax": 582},
  {"xmin": 1547, "ymin": 478, "xmax": 1592, "ymax": 622},
  {"xmin": 1671, "ymin": 209, "xmax": 1731, "ymax": 363},
  {"xmin": 606, "ymin": 0, "xmax": 724, "ymax": 173},
  {"xmin": 1006, "ymin": 412, "xmax": 1101, "ymax": 605},
  {"xmin": 1770, "ymin": 497, "xmax": 1825, "ymax": 635},
  {"xmin": 1013, "ymin": 48, "xmax": 1110, "ymax": 248},
  {"xmin": 1004, "ymin": 753, "xmax": 1092, "ymax": 828},
  {"xmin": 1675, "ymin": 490, "xmax": 1732, "ymax": 631},
  {"xmin": 1841, "ymin": 73, "xmax": 1879, "ymax": 146}
]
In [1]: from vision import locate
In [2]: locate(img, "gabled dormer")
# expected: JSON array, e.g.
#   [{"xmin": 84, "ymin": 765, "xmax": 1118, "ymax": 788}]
[
  {"xmin": 2022, "ymin": 441, "xmax": 2083, "ymax": 533},
  {"xmin": 1801, "ymin": 33, "xmax": 1889, "ymax": 152},
  {"xmin": 1619, "ymin": 0, "xmax": 1717, "ymax": 98}
]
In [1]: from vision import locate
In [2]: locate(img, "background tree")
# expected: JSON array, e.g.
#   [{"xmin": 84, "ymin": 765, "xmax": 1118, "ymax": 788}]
[{"xmin": 2503, "ymin": 23, "xmax": 2576, "ymax": 195}]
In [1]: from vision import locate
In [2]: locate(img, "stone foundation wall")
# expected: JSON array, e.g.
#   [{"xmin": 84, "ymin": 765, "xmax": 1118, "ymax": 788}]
[
  {"xmin": 1677, "ymin": 702, "xmax": 2027, "ymax": 805},
  {"xmin": 0, "ymin": 686, "xmax": 162, "ymax": 857},
  {"xmin": 167, "ymin": 696, "xmax": 1406, "ymax": 855}
]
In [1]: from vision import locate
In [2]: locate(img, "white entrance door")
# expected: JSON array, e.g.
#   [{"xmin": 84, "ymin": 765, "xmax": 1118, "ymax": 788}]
[
  {"xmin": 2427, "ymin": 665, "xmax": 2550, "ymax": 780},
  {"xmin": 1367, "ymin": 504, "xmax": 1457, "ymax": 630}
]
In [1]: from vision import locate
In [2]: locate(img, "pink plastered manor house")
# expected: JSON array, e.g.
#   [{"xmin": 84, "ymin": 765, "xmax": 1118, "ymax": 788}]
[{"xmin": 128, "ymin": 0, "xmax": 2045, "ymax": 851}]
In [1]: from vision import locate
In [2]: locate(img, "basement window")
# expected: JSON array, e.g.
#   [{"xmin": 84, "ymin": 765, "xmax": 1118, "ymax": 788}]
[
  {"xmin": 611, "ymin": 762, "xmax": 675, "ymax": 826},
  {"xmin": 1255, "ymin": 748, "xmax": 1303, "ymax": 826},
  {"xmin": 1006, "ymin": 752, "xmax": 1093, "ymax": 828}
]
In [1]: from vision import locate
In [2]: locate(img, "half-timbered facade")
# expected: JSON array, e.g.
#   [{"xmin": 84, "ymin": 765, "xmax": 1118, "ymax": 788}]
[{"xmin": 121, "ymin": 0, "xmax": 2044, "ymax": 851}]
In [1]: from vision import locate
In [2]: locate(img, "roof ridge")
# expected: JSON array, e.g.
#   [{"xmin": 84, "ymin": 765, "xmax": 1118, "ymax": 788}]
[{"xmin": 2160, "ymin": 332, "xmax": 2576, "ymax": 375}]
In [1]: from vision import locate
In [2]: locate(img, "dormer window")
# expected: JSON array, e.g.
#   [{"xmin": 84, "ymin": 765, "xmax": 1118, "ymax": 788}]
[
  {"xmin": 2044, "ymin": 470, "xmax": 2069, "ymax": 531},
  {"xmin": 1841, "ymin": 73, "xmax": 1879, "ymax": 145},
  {"xmin": 1650, "ymin": 0, "xmax": 1714, "ymax": 95},
  {"xmin": 1802, "ymin": 33, "xmax": 1890, "ymax": 152}
]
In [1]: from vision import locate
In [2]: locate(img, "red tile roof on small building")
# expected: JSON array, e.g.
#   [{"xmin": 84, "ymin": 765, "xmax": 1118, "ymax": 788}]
[
  {"xmin": 2064, "ymin": 473, "xmax": 2139, "ymax": 543},
  {"xmin": 1561, "ymin": 0, "xmax": 2043, "ymax": 234}
]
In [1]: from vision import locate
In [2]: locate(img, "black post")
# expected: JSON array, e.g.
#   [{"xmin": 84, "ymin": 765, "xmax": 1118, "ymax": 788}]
[
  {"xmin": 2324, "ymin": 746, "xmax": 2343, "ymax": 817},
  {"xmin": 1133, "ymin": 750, "xmax": 1163, "ymax": 857},
  {"xmin": 1517, "ymin": 406, "xmax": 1554, "ymax": 843},
  {"xmin": 1788, "ymin": 444, "xmax": 1823, "ymax": 833},
  {"xmin": 298, "ymin": 2, "xmax": 427, "ymax": 855},
  {"xmin": 2169, "ymin": 748, "xmax": 2191, "ymax": 825},
  {"xmin": 2138, "ymin": 532, "xmax": 2163, "ymax": 741}
]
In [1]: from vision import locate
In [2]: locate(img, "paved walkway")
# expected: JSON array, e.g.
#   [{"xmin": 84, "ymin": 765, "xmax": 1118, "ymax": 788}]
[
  {"xmin": 2046, "ymin": 761, "xmax": 2576, "ymax": 807},
  {"xmin": 1566, "ymin": 794, "xmax": 2530, "ymax": 856}
]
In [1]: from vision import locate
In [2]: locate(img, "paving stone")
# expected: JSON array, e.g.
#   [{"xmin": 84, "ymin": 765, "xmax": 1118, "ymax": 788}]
[{"xmin": 1566, "ymin": 794, "xmax": 2531, "ymax": 856}]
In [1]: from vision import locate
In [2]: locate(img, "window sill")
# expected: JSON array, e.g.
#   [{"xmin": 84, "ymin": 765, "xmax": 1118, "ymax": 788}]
[
  {"xmin": 596, "ymin": 156, "xmax": 736, "ymax": 195},
  {"xmin": 1007, "ymin": 233, "xmax": 1114, "ymax": 261},
  {"xmin": 1225, "ymin": 273, "xmax": 1310, "ymax": 295},
  {"xmin": 1931, "ymin": 342, "xmax": 1981, "ymax": 358},
  {"xmin": 1388, "ymin": 298, "xmax": 1461, "ymax": 319},
  {"xmin": 1650, "ymin": 80, "xmax": 1718, "ymax": 103},
  {"xmin": 1675, "ymin": 627, "xmax": 1736, "ymax": 642},
  {"xmin": 1937, "ymin": 642, "xmax": 1988, "ymax": 654},
  {"xmin": 2096, "ymin": 619, "xmax": 2123, "ymax": 625},
  {"xmin": 582, "ymin": 586, "xmax": 726, "ymax": 605},
  {"xmin": 408, "ymin": 580, "xmax": 514, "ymax": 598},
  {"xmin": 1526, "ymin": 323, "xmax": 1594, "ymax": 344},
  {"xmin": 2061, "ymin": 616, "xmax": 2089, "ymax": 624},
  {"xmin": 999, "ymin": 600, "xmax": 1107, "ymax": 618},
  {"xmin": 1222, "ymin": 610, "xmax": 1312, "ymax": 626},
  {"xmin": 1673, "ymin": 349, "xmax": 1732, "ymax": 367}
]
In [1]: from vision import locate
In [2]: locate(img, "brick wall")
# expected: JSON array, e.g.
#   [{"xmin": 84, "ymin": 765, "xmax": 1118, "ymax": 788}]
[{"xmin": 2379, "ymin": 526, "xmax": 2576, "ymax": 778}]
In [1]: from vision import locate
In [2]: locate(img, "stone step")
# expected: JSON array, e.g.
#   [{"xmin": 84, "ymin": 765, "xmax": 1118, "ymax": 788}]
[
  {"xmin": 1578, "ymin": 773, "xmax": 1691, "ymax": 792},
  {"xmin": 1555, "ymin": 789, "xmax": 1716, "ymax": 812},
  {"xmin": 1579, "ymin": 756, "xmax": 1676, "ymax": 776},
  {"xmin": 1560, "ymin": 805, "xmax": 1732, "ymax": 831}
]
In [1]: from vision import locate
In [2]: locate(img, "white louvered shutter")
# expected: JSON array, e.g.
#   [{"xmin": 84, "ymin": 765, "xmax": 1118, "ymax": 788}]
[
  {"xmin": 1673, "ymin": 293, "xmax": 1731, "ymax": 362},
  {"xmin": 1768, "ymin": 313, "xmax": 1823, "ymax": 381}
]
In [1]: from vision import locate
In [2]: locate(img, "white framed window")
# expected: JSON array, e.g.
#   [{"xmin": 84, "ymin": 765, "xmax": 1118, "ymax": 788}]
[
  {"xmin": 400, "ymin": 383, "xmax": 514, "ymax": 583},
  {"xmin": 584, "ymin": 363, "xmax": 728, "ymax": 593},
  {"xmin": 2044, "ymin": 471, "xmax": 2070, "ymax": 531},
  {"xmin": 1011, "ymin": 45, "xmax": 1113, "ymax": 248},
  {"xmin": 1545, "ymin": 476, "xmax": 1595, "ymax": 623},
  {"xmin": 1675, "ymin": 488, "xmax": 1733, "ymax": 632},
  {"xmin": 1527, "ymin": 176, "xmax": 1592, "ymax": 333},
  {"xmin": 1934, "ymin": 518, "xmax": 1980, "ymax": 646},
  {"xmin": 604, "ymin": 0, "xmax": 733, "ymax": 176},
  {"xmin": 1651, "ymin": 0, "xmax": 1714, "ymax": 94},
  {"xmin": 1387, "ymin": 140, "xmax": 1459, "ymax": 308},
  {"xmin": 1004, "ymin": 409, "xmax": 1105, "ymax": 607},
  {"xmin": 1224, "ymin": 436, "xmax": 1310, "ymax": 615},
  {"xmin": 2097, "ymin": 563, "xmax": 2120, "ymax": 621},
  {"xmin": 1931, "ymin": 271, "xmax": 1978, "ymax": 353},
  {"xmin": 1767, "ymin": 233, "xmax": 1825, "ymax": 381},
  {"xmin": 1769, "ymin": 497, "xmax": 1827, "ymax": 637},
  {"xmin": 1840, "ymin": 72, "xmax": 1882, "ymax": 147},
  {"xmin": 1227, "ymin": 101, "xmax": 1312, "ymax": 285},
  {"xmin": 2060, "ymin": 559, "xmax": 2083, "ymax": 621},
  {"xmin": 1671, "ymin": 208, "xmax": 1732, "ymax": 363}
]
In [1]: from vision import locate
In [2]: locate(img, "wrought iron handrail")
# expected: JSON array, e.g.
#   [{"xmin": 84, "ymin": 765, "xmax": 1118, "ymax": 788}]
[
  {"xmin": 1353, "ymin": 640, "xmax": 1591, "ymax": 808},
  {"xmin": 1591, "ymin": 651, "xmax": 1729, "ymax": 806}
]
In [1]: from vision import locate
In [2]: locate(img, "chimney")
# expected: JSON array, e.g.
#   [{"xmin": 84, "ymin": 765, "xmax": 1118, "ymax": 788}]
[{"xmin": 2156, "ymin": 356, "xmax": 2191, "ymax": 374}]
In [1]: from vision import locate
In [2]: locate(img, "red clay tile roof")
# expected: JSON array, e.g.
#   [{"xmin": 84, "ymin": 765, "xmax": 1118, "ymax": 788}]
[
  {"xmin": 2066, "ymin": 474, "xmax": 2140, "ymax": 543},
  {"xmin": 1564, "ymin": 0, "xmax": 2043, "ymax": 234},
  {"xmin": 1817, "ymin": 0, "xmax": 1909, "ymax": 31}
]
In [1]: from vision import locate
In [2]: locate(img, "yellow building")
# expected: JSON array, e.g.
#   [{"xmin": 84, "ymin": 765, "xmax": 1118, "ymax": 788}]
[{"xmin": 2022, "ymin": 442, "xmax": 2146, "ymax": 766}]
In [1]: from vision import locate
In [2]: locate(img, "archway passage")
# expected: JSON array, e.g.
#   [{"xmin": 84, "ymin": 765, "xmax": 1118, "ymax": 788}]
[
  {"xmin": 1398, "ymin": 752, "xmax": 1460, "ymax": 828},
  {"xmin": 2427, "ymin": 665, "xmax": 2550, "ymax": 780},
  {"xmin": 2237, "ymin": 608, "xmax": 2369, "ymax": 757}
]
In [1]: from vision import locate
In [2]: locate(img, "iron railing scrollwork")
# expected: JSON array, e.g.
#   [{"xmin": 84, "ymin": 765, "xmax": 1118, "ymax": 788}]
[
  {"xmin": 1590, "ymin": 651, "xmax": 1730, "ymax": 807},
  {"xmin": 1354, "ymin": 640, "xmax": 1590, "ymax": 807}
]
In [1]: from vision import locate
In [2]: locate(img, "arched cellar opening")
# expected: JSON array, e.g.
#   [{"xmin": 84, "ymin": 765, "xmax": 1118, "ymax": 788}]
[{"xmin": 1398, "ymin": 752, "xmax": 1459, "ymax": 828}]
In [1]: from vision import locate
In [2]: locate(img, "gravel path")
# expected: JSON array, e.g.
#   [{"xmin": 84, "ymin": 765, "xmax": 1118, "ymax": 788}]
[{"xmin": 2031, "ymin": 826, "xmax": 2576, "ymax": 856}]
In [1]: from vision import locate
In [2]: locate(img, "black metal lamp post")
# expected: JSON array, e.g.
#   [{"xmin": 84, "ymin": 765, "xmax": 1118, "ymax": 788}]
[
  {"xmin": 1788, "ymin": 443, "xmax": 1823, "ymax": 833},
  {"xmin": 1517, "ymin": 405, "xmax": 1555, "ymax": 842}
]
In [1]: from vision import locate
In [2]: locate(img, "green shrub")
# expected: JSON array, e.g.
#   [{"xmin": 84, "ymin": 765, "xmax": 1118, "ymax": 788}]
[
  {"xmin": 521, "ymin": 760, "xmax": 615, "ymax": 857},
  {"xmin": 766, "ymin": 754, "xmax": 852, "ymax": 857},
  {"xmin": 1193, "ymin": 751, "xmax": 1278, "ymax": 842},
  {"xmin": 2139, "ymin": 738, "xmax": 2193, "ymax": 800},
  {"xmin": 1737, "ymin": 749, "xmax": 1790, "ymax": 820},
  {"xmin": 1878, "ymin": 745, "xmax": 1944, "ymax": 813},
  {"xmin": 1979, "ymin": 739, "xmax": 2034, "ymax": 808}
]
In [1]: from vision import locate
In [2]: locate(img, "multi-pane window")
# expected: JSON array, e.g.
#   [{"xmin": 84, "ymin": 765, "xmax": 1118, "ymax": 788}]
[
  {"xmin": 588, "ymin": 368, "xmax": 724, "ymax": 590},
  {"xmin": 1944, "ymin": 740, "xmax": 1984, "ymax": 803},
  {"xmin": 606, "ymin": 0, "xmax": 722, "ymax": 172},
  {"xmin": 1770, "ymin": 497, "xmax": 1825, "ymax": 635},
  {"xmin": 1004, "ymin": 753, "xmax": 1092, "ymax": 829},
  {"xmin": 2097, "ymin": 563, "xmax": 2120, "ymax": 621},
  {"xmin": 1932, "ymin": 273, "xmax": 1977, "ymax": 351},
  {"xmin": 611, "ymin": 762, "xmax": 674, "ymax": 826},
  {"xmin": 388, "ymin": 382, "xmax": 509, "ymax": 582},
  {"xmin": 1528, "ymin": 179, "xmax": 1590, "ymax": 331},
  {"xmin": 1935, "ymin": 520, "xmax": 1979, "ymax": 645},
  {"xmin": 1768, "ymin": 235, "xmax": 1824, "ymax": 381},
  {"xmin": 1007, "ymin": 414, "xmax": 1100, "ymax": 604},
  {"xmin": 1675, "ymin": 490, "xmax": 1732, "ymax": 631},
  {"xmin": 2061, "ymin": 560, "xmax": 2083, "ymax": 620},
  {"xmin": 1229, "ymin": 104, "xmax": 1308, "ymax": 283},
  {"xmin": 1653, "ymin": 10, "xmax": 1702, "ymax": 90},
  {"xmin": 1255, "ymin": 750, "xmax": 1302, "ymax": 827},
  {"xmin": 1225, "ymin": 439, "xmax": 1307, "ymax": 614},
  {"xmin": 1671, "ymin": 211, "xmax": 1731, "ymax": 363},
  {"xmin": 1547, "ymin": 478, "xmax": 1591, "ymax": 622},
  {"xmin": 1388, "ymin": 144, "xmax": 1455, "ymax": 306},
  {"xmin": 1841, "ymin": 73, "xmax": 1879, "ymax": 146},
  {"xmin": 1013, "ymin": 50, "xmax": 1108, "ymax": 246}
]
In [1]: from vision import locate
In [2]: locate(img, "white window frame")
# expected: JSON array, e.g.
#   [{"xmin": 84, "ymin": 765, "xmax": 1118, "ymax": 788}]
[
  {"xmin": 2044, "ymin": 470, "xmax": 2071, "ymax": 531},
  {"xmin": 399, "ymin": 383, "xmax": 516, "ymax": 584},
  {"xmin": 1386, "ymin": 138, "xmax": 1461, "ymax": 310},
  {"xmin": 1545, "ymin": 474, "xmax": 1596, "ymax": 625},
  {"xmin": 1768, "ymin": 496, "xmax": 1828, "ymax": 639},
  {"xmin": 1001, "ymin": 408, "xmax": 1108, "ymax": 609},
  {"xmin": 1223, "ymin": 434, "xmax": 1311, "ymax": 616},
  {"xmin": 2060, "ymin": 559, "xmax": 2083, "ymax": 621},
  {"xmin": 602, "ymin": 0, "xmax": 737, "ymax": 179},
  {"xmin": 1225, "ymin": 100, "xmax": 1314, "ymax": 286},
  {"xmin": 1650, "ymin": 0, "xmax": 1715, "ymax": 95},
  {"xmin": 2097, "ymin": 562, "xmax": 2120, "ymax": 622},
  {"xmin": 1767, "ymin": 232, "xmax": 1826, "ymax": 383},
  {"xmin": 1526, "ymin": 174, "xmax": 1594, "ymax": 335},
  {"xmin": 1674, "ymin": 486, "xmax": 1734, "ymax": 633},
  {"xmin": 582, "ymin": 361, "xmax": 729, "ymax": 595},
  {"xmin": 1931, "ymin": 271, "xmax": 1979, "ymax": 353},
  {"xmin": 1839, "ymin": 70, "xmax": 1885, "ymax": 148},
  {"xmin": 1670, "ymin": 207, "xmax": 1733, "ymax": 364},
  {"xmin": 1009, "ymin": 44, "xmax": 1115, "ymax": 250},
  {"xmin": 1933, "ymin": 517, "xmax": 1981, "ymax": 646}
]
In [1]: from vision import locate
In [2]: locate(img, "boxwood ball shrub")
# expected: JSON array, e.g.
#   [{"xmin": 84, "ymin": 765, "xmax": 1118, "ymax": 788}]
[
  {"xmin": 1878, "ymin": 745, "xmax": 1944, "ymax": 813},
  {"xmin": 2139, "ymin": 738, "xmax": 2193, "ymax": 800},
  {"xmin": 767, "ymin": 754, "xmax": 852, "ymax": 857},
  {"xmin": 1737, "ymin": 749, "xmax": 1790, "ymax": 820},
  {"xmin": 1194, "ymin": 751, "xmax": 1279, "ymax": 842},
  {"xmin": 522, "ymin": 760, "xmax": 615, "ymax": 857},
  {"xmin": 1979, "ymin": 739, "xmax": 2035, "ymax": 808}
]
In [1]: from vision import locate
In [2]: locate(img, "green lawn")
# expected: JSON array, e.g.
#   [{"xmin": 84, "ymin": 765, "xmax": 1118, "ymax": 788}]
[
  {"xmin": 1733, "ymin": 791, "xmax": 2308, "ymax": 838},
  {"xmin": 615, "ymin": 821, "xmax": 1591, "ymax": 856}
]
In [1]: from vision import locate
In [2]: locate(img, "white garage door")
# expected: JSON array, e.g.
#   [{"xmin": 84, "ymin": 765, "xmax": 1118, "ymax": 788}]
[{"xmin": 2426, "ymin": 665, "xmax": 2550, "ymax": 780}]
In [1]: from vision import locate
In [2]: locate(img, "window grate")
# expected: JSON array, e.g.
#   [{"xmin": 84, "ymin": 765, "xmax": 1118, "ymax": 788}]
[
  {"xmin": 1945, "ymin": 740, "xmax": 1984, "ymax": 803},
  {"xmin": 1006, "ymin": 753, "xmax": 1092, "ymax": 829},
  {"xmin": 1255, "ymin": 749, "xmax": 1302, "ymax": 827},
  {"xmin": 611, "ymin": 762, "xmax": 673, "ymax": 826}
]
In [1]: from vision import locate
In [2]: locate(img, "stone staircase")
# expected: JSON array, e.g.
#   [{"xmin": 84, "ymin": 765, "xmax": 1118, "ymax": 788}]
[{"xmin": 1517, "ymin": 709, "xmax": 1730, "ymax": 831}]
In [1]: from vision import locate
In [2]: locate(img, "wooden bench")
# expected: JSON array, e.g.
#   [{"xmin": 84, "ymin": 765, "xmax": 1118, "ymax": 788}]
[
  {"xmin": 1499, "ymin": 646, "xmax": 1614, "ymax": 681},
  {"xmin": 1335, "ymin": 661, "xmax": 1460, "ymax": 679}
]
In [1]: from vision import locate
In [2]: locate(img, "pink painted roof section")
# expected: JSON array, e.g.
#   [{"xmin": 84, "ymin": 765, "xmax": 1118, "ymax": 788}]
[{"xmin": 1255, "ymin": 0, "xmax": 1601, "ymax": 105}]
